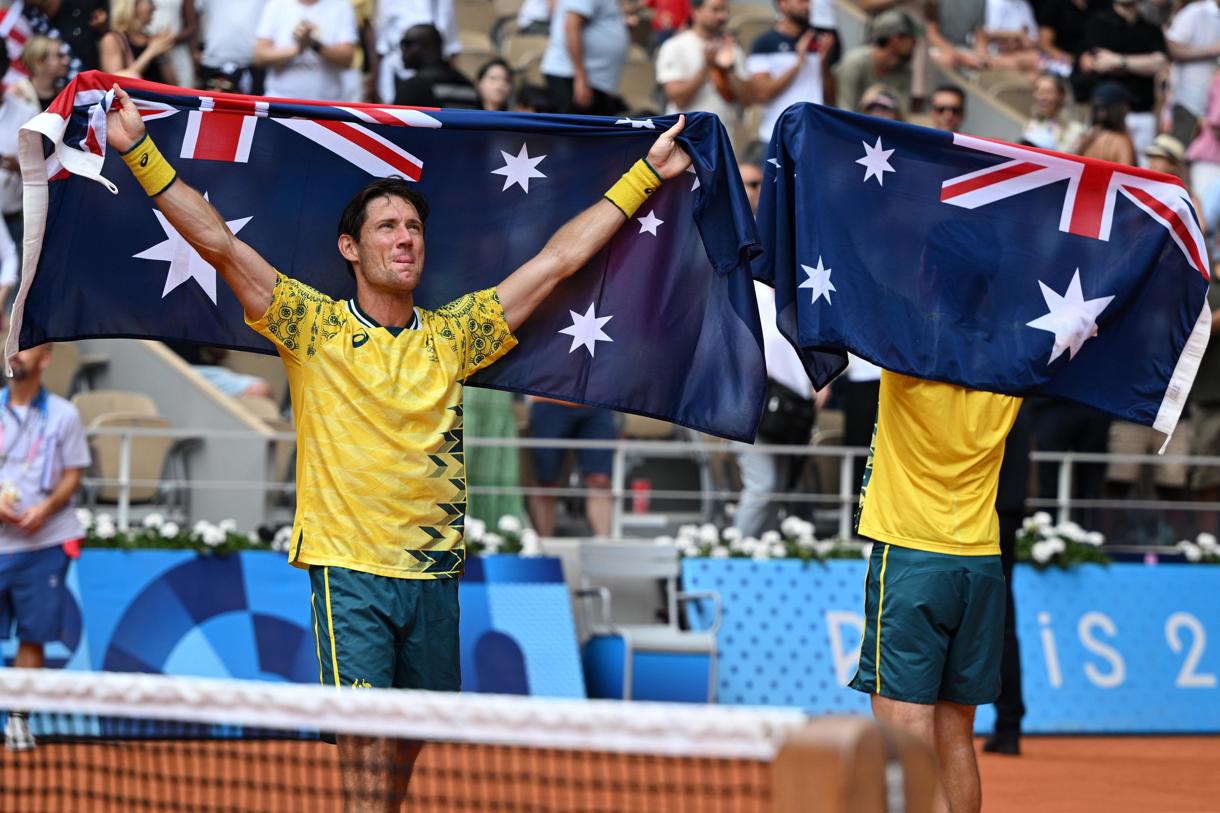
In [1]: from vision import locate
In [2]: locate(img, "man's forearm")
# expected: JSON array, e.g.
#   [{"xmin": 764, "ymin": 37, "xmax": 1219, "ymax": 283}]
[
  {"xmin": 1123, "ymin": 52, "xmax": 1167, "ymax": 76},
  {"xmin": 565, "ymin": 13, "xmax": 586, "ymax": 75},
  {"xmin": 318, "ymin": 42, "xmax": 355, "ymax": 69},
  {"xmin": 40, "ymin": 469, "xmax": 82, "ymax": 515},
  {"xmin": 253, "ymin": 41, "xmax": 300, "ymax": 68}
]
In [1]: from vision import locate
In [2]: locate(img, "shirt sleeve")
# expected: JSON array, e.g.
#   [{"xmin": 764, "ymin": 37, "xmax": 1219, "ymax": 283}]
[
  {"xmin": 431, "ymin": 288, "xmax": 518, "ymax": 380},
  {"xmin": 57, "ymin": 407, "xmax": 92, "ymax": 470},
  {"xmin": 246, "ymin": 272, "xmax": 345, "ymax": 365},
  {"xmin": 324, "ymin": 1, "xmax": 359, "ymax": 45},
  {"xmin": 654, "ymin": 38, "xmax": 693, "ymax": 85},
  {"xmin": 1166, "ymin": 5, "xmax": 1195, "ymax": 45},
  {"xmin": 255, "ymin": 0, "xmax": 278, "ymax": 41}
]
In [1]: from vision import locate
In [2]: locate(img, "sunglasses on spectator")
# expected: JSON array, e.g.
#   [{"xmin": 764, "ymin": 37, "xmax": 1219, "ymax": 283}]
[{"xmin": 933, "ymin": 105, "xmax": 963, "ymax": 115}]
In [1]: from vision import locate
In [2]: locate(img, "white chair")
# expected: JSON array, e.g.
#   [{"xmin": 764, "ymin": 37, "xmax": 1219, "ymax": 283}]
[{"xmin": 575, "ymin": 541, "xmax": 722, "ymax": 702}]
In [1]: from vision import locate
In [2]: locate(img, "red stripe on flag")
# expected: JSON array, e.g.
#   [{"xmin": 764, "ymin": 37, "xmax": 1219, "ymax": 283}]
[
  {"xmin": 1125, "ymin": 186, "xmax": 1209, "ymax": 280},
  {"xmin": 1067, "ymin": 163, "xmax": 1114, "ymax": 239},
  {"xmin": 210, "ymin": 97, "xmax": 262, "ymax": 116},
  {"xmin": 358, "ymin": 107, "xmax": 409, "ymax": 125},
  {"xmin": 192, "ymin": 112, "xmax": 247, "ymax": 161},
  {"xmin": 314, "ymin": 119, "xmax": 422, "ymax": 181},
  {"xmin": 940, "ymin": 161, "xmax": 1043, "ymax": 201}
]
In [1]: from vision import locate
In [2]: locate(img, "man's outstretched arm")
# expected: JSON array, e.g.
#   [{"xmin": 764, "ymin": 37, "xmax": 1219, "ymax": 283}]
[
  {"xmin": 497, "ymin": 116, "xmax": 692, "ymax": 333},
  {"xmin": 106, "ymin": 85, "xmax": 276, "ymax": 322}
]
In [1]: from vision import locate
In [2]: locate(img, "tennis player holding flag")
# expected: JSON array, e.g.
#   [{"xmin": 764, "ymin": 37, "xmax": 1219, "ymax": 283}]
[{"xmin": 104, "ymin": 84, "xmax": 691, "ymax": 812}]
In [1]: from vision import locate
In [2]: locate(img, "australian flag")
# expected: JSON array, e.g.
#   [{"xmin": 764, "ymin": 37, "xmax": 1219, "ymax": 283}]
[
  {"xmin": 756, "ymin": 103, "xmax": 1211, "ymax": 439},
  {"xmin": 9, "ymin": 72, "xmax": 766, "ymax": 441}
]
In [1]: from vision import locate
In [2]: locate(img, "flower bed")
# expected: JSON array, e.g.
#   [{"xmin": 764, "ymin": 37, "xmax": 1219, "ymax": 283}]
[
  {"xmin": 660, "ymin": 517, "xmax": 866, "ymax": 562},
  {"xmin": 77, "ymin": 510, "xmax": 286, "ymax": 556}
]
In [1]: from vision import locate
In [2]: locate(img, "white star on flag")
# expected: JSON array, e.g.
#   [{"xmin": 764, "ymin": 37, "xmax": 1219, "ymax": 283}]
[
  {"xmin": 134, "ymin": 192, "xmax": 251, "ymax": 304},
  {"xmin": 615, "ymin": 117, "xmax": 656, "ymax": 129},
  {"xmin": 798, "ymin": 256, "xmax": 835, "ymax": 305},
  {"xmin": 637, "ymin": 210, "xmax": 664, "ymax": 236},
  {"xmin": 491, "ymin": 143, "xmax": 547, "ymax": 193},
  {"xmin": 856, "ymin": 137, "xmax": 895, "ymax": 186},
  {"xmin": 1026, "ymin": 269, "xmax": 1115, "ymax": 364},
  {"xmin": 559, "ymin": 302, "xmax": 614, "ymax": 357},
  {"xmin": 686, "ymin": 165, "xmax": 700, "ymax": 191}
]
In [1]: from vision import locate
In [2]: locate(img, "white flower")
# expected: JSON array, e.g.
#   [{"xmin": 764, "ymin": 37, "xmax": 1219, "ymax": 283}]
[
  {"xmin": 769, "ymin": 542, "xmax": 786, "ymax": 559},
  {"xmin": 679, "ymin": 542, "xmax": 701, "ymax": 558},
  {"xmin": 728, "ymin": 535, "xmax": 748, "ymax": 553},
  {"xmin": 710, "ymin": 546, "xmax": 730, "ymax": 559},
  {"xmin": 1047, "ymin": 537, "xmax": 1066, "ymax": 555},
  {"xmin": 246, "ymin": 532, "xmax": 260, "ymax": 545},
  {"xmin": 141, "ymin": 513, "xmax": 164, "ymax": 529},
  {"xmin": 1053, "ymin": 522, "xmax": 1085, "ymax": 543},
  {"xmin": 677, "ymin": 524, "xmax": 700, "ymax": 542},
  {"xmin": 1197, "ymin": 533, "xmax": 1217, "ymax": 550},
  {"xmin": 465, "ymin": 518, "xmax": 486, "ymax": 542},
  {"xmin": 699, "ymin": 523, "xmax": 720, "ymax": 544},
  {"xmin": 814, "ymin": 540, "xmax": 836, "ymax": 557},
  {"xmin": 75, "ymin": 508, "xmax": 93, "ymax": 528},
  {"xmin": 1033, "ymin": 511, "xmax": 1053, "ymax": 529},
  {"xmin": 520, "ymin": 529, "xmax": 542, "ymax": 557},
  {"xmin": 797, "ymin": 535, "xmax": 817, "ymax": 551},
  {"xmin": 482, "ymin": 532, "xmax": 504, "ymax": 551},
  {"xmin": 1183, "ymin": 543, "xmax": 1203, "ymax": 563},
  {"xmin": 219, "ymin": 519, "xmax": 238, "ymax": 533},
  {"xmin": 202, "ymin": 527, "xmax": 226, "ymax": 547},
  {"xmin": 1021, "ymin": 516, "xmax": 1037, "ymax": 532},
  {"xmin": 193, "ymin": 520, "xmax": 213, "ymax": 536},
  {"xmin": 273, "ymin": 525, "xmax": 293, "ymax": 545},
  {"xmin": 722, "ymin": 527, "xmax": 743, "ymax": 543},
  {"xmin": 497, "ymin": 515, "xmax": 522, "ymax": 534},
  {"xmin": 780, "ymin": 516, "xmax": 804, "ymax": 538},
  {"xmin": 750, "ymin": 547, "xmax": 770, "ymax": 560},
  {"xmin": 94, "ymin": 522, "xmax": 116, "ymax": 540},
  {"xmin": 1032, "ymin": 540, "xmax": 1054, "ymax": 563},
  {"xmin": 96, "ymin": 512, "xmax": 115, "ymax": 526},
  {"xmin": 160, "ymin": 522, "xmax": 180, "ymax": 538},
  {"xmin": 1084, "ymin": 531, "xmax": 1105, "ymax": 547},
  {"xmin": 761, "ymin": 530, "xmax": 781, "ymax": 545}
]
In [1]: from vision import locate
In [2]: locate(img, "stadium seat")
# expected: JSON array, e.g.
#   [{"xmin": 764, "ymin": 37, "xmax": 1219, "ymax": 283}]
[
  {"xmin": 728, "ymin": 9, "xmax": 774, "ymax": 50},
  {"xmin": 42, "ymin": 343, "xmax": 81, "ymax": 397},
  {"xmin": 223, "ymin": 350, "xmax": 289, "ymax": 409},
  {"xmin": 990, "ymin": 79, "xmax": 1035, "ymax": 118},
  {"xmin": 454, "ymin": 0, "xmax": 500, "ymax": 37},
  {"xmin": 86, "ymin": 412, "xmax": 187, "ymax": 510},
  {"xmin": 456, "ymin": 30, "xmax": 498, "ymax": 80},
  {"xmin": 810, "ymin": 407, "xmax": 844, "ymax": 497},
  {"xmin": 576, "ymin": 541, "xmax": 721, "ymax": 702},
  {"xmin": 72, "ymin": 390, "xmax": 158, "ymax": 427},
  {"xmin": 236, "ymin": 394, "xmax": 281, "ymax": 422},
  {"xmin": 618, "ymin": 45, "xmax": 657, "ymax": 112}
]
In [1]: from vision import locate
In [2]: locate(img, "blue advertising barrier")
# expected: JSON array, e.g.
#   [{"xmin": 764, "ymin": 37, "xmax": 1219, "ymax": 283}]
[
  {"xmin": 681, "ymin": 559, "xmax": 1220, "ymax": 733},
  {"xmin": 23, "ymin": 550, "xmax": 585, "ymax": 699}
]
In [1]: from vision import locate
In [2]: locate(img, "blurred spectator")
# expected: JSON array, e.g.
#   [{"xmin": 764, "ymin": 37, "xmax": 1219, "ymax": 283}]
[
  {"xmin": 514, "ymin": 83, "xmax": 557, "ymax": 112},
  {"xmin": 149, "ymin": 0, "xmax": 198, "ymax": 89},
  {"xmin": 197, "ymin": 0, "xmax": 270, "ymax": 95},
  {"xmin": 928, "ymin": 83, "xmax": 966, "ymax": 131},
  {"xmin": 1071, "ymin": 0, "xmax": 1167, "ymax": 160},
  {"xmin": 856, "ymin": 0, "xmax": 932, "ymax": 103},
  {"xmin": 464, "ymin": 387, "xmax": 528, "ymax": 528},
  {"xmin": 9, "ymin": 35, "xmax": 70, "ymax": 110},
  {"xmin": 393, "ymin": 23, "xmax": 480, "ymax": 108},
  {"xmin": 1164, "ymin": 0, "xmax": 1220, "ymax": 145},
  {"xmin": 541, "ymin": 0, "xmax": 630, "ymax": 115},
  {"xmin": 834, "ymin": 8, "xmax": 916, "ymax": 117},
  {"xmin": 28, "ymin": 0, "xmax": 106, "ymax": 74},
  {"xmin": 0, "ymin": 47, "xmax": 37, "ymax": 250},
  {"xmin": 1144, "ymin": 132, "xmax": 1187, "ymax": 176},
  {"xmin": 926, "ymin": 0, "xmax": 986, "ymax": 71},
  {"xmin": 0, "ymin": 222, "xmax": 16, "ymax": 327},
  {"xmin": 1021, "ymin": 72, "xmax": 1084, "ymax": 151},
  {"xmin": 254, "ymin": 0, "xmax": 357, "ymax": 103},
  {"xmin": 99, "ymin": 0, "xmax": 177, "ymax": 83},
  {"xmin": 976, "ymin": 0, "xmax": 1043, "ymax": 74},
  {"xmin": 840, "ymin": 354, "xmax": 881, "ymax": 489},
  {"xmin": 655, "ymin": 0, "xmax": 752, "ymax": 124},
  {"xmin": 1075, "ymin": 80, "xmax": 1136, "ymax": 163},
  {"xmin": 1037, "ymin": 0, "xmax": 1109, "ymax": 87},
  {"xmin": 1187, "ymin": 71, "xmax": 1220, "ymax": 213},
  {"xmin": 858, "ymin": 83, "xmax": 903, "ymax": 118},
  {"xmin": 372, "ymin": 0, "xmax": 460, "ymax": 105},
  {"xmin": 647, "ymin": 0, "xmax": 692, "ymax": 45},
  {"xmin": 166, "ymin": 344, "xmax": 276, "ymax": 400},
  {"xmin": 517, "ymin": 0, "xmax": 554, "ymax": 36},
  {"xmin": 1187, "ymin": 266, "xmax": 1220, "ymax": 510},
  {"xmin": 748, "ymin": 0, "xmax": 828, "ymax": 144},
  {"xmin": 476, "ymin": 58, "xmax": 514, "ymax": 111},
  {"xmin": 526, "ymin": 399, "xmax": 616, "ymax": 537}
]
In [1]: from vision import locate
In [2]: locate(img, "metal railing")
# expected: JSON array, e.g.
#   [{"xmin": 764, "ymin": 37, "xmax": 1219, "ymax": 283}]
[{"xmin": 82, "ymin": 426, "xmax": 1220, "ymax": 546}]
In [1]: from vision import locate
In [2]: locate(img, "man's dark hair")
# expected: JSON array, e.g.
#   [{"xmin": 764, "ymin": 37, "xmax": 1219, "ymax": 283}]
[
  {"xmin": 400, "ymin": 23, "xmax": 444, "ymax": 70},
  {"xmin": 931, "ymin": 84, "xmax": 966, "ymax": 109},
  {"xmin": 337, "ymin": 177, "xmax": 430, "ymax": 276},
  {"xmin": 514, "ymin": 84, "xmax": 555, "ymax": 113}
]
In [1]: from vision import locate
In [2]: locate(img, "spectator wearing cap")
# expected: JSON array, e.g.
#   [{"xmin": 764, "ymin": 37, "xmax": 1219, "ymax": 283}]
[
  {"xmin": 1075, "ymin": 80, "xmax": 1136, "ymax": 164},
  {"xmin": 859, "ymin": 83, "xmax": 903, "ymax": 119},
  {"xmin": 1145, "ymin": 133, "xmax": 1187, "ymax": 178},
  {"xmin": 1164, "ymin": 0, "xmax": 1220, "ymax": 146},
  {"xmin": 833, "ymin": 9, "xmax": 916, "ymax": 116},
  {"xmin": 1071, "ymin": 0, "xmax": 1167, "ymax": 161},
  {"xmin": 852, "ymin": 0, "xmax": 932, "ymax": 102},
  {"xmin": 1021, "ymin": 72, "xmax": 1084, "ymax": 152},
  {"xmin": 655, "ymin": 0, "xmax": 753, "ymax": 127},
  {"xmin": 928, "ymin": 83, "xmax": 966, "ymax": 132}
]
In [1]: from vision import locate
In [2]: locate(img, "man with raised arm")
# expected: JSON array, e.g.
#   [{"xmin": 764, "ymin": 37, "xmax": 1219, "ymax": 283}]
[{"xmin": 104, "ymin": 84, "xmax": 690, "ymax": 812}]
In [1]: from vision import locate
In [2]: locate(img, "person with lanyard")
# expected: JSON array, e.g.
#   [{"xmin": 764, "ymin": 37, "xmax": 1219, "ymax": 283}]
[{"xmin": 0, "ymin": 344, "xmax": 91, "ymax": 752}]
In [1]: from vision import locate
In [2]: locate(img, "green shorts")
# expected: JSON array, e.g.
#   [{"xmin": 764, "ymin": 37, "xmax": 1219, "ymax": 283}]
[
  {"xmin": 309, "ymin": 565, "xmax": 461, "ymax": 691},
  {"xmin": 849, "ymin": 541, "xmax": 1005, "ymax": 706}
]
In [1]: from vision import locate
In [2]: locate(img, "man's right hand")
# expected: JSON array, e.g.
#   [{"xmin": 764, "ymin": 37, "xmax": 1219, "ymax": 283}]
[
  {"xmin": 0, "ymin": 497, "xmax": 22, "ymax": 526},
  {"xmin": 106, "ymin": 85, "xmax": 146, "ymax": 154}
]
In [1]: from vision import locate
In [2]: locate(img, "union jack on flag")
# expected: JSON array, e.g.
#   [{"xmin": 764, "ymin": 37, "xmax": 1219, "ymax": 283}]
[{"xmin": 756, "ymin": 103, "xmax": 1210, "ymax": 439}]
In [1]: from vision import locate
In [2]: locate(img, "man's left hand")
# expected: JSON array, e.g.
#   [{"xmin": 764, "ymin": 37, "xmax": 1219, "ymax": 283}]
[
  {"xmin": 645, "ymin": 115, "xmax": 692, "ymax": 180},
  {"xmin": 17, "ymin": 501, "xmax": 53, "ymax": 534}
]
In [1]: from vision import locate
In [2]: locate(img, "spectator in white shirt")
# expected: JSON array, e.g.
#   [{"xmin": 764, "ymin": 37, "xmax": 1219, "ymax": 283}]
[
  {"xmin": 655, "ymin": 0, "xmax": 753, "ymax": 124},
  {"xmin": 371, "ymin": 0, "xmax": 460, "ymax": 104},
  {"xmin": 1165, "ymin": 0, "xmax": 1220, "ymax": 144},
  {"xmin": 254, "ymin": 0, "xmax": 357, "ymax": 102},
  {"xmin": 198, "ymin": 0, "xmax": 271, "ymax": 94},
  {"xmin": 747, "ymin": 0, "xmax": 832, "ymax": 144}
]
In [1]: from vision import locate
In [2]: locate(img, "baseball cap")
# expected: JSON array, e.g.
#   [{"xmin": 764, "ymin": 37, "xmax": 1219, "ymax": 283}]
[
  {"xmin": 872, "ymin": 9, "xmax": 921, "ymax": 39},
  {"xmin": 1144, "ymin": 133, "xmax": 1186, "ymax": 166}
]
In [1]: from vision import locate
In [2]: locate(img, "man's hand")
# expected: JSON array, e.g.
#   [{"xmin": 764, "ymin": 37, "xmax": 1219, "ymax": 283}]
[
  {"xmin": 105, "ymin": 85, "xmax": 146, "ymax": 154},
  {"xmin": 645, "ymin": 115, "xmax": 692, "ymax": 180},
  {"xmin": 1092, "ymin": 48, "xmax": 1122, "ymax": 73},
  {"xmin": 17, "ymin": 501, "xmax": 53, "ymax": 534},
  {"xmin": 573, "ymin": 72, "xmax": 593, "ymax": 109},
  {"xmin": 0, "ymin": 497, "xmax": 21, "ymax": 526}
]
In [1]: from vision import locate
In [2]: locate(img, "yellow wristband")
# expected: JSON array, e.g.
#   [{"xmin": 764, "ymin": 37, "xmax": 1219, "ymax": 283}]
[
  {"xmin": 121, "ymin": 134, "xmax": 178, "ymax": 197},
  {"xmin": 604, "ymin": 159, "xmax": 663, "ymax": 218}
]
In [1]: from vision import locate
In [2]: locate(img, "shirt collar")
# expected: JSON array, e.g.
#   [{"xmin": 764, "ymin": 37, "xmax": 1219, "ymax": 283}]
[
  {"xmin": 347, "ymin": 298, "xmax": 420, "ymax": 332},
  {"xmin": 0, "ymin": 387, "xmax": 48, "ymax": 414}
]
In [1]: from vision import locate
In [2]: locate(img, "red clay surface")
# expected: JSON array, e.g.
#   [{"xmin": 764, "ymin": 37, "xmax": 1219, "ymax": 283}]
[{"xmin": 977, "ymin": 736, "xmax": 1220, "ymax": 813}]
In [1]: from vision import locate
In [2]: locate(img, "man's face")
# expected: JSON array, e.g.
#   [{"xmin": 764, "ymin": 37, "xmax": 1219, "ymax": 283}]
[
  {"xmin": 890, "ymin": 33, "xmax": 915, "ymax": 60},
  {"xmin": 8, "ymin": 346, "xmax": 49, "ymax": 382},
  {"xmin": 1147, "ymin": 156, "xmax": 1181, "ymax": 179},
  {"xmin": 1032, "ymin": 76, "xmax": 1062, "ymax": 118},
  {"xmin": 929, "ymin": 91, "xmax": 964, "ymax": 132},
  {"xmin": 343, "ymin": 195, "xmax": 426, "ymax": 295},
  {"xmin": 694, "ymin": 0, "xmax": 730, "ymax": 36},
  {"xmin": 778, "ymin": 0, "xmax": 811, "ymax": 27},
  {"xmin": 739, "ymin": 163, "xmax": 763, "ymax": 214}
]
